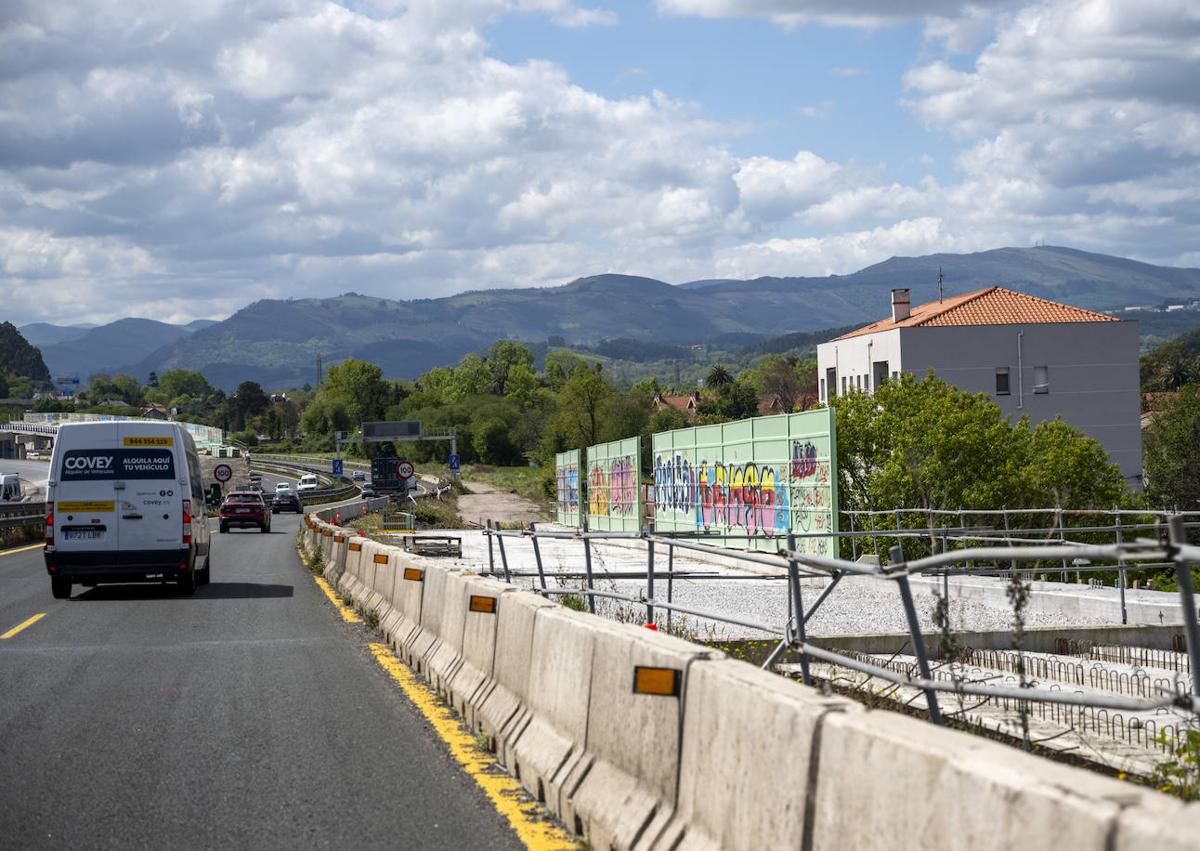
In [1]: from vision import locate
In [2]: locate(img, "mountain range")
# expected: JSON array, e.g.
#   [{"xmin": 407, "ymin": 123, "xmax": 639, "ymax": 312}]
[
  {"xmin": 19, "ymin": 245, "xmax": 1200, "ymax": 391},
  {"xmin": 19, "ymin": 319, "xmax": 216, "ymax": 383}
]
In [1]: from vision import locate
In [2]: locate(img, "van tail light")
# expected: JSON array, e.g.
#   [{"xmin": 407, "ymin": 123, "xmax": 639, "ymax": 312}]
[
  {"xmin": 45, "ymin": 503, "xmax": 54, "ymax": 547},
  {"xmin": 182, "ymin": 499, "xmax": 193, "ymax": 545}
]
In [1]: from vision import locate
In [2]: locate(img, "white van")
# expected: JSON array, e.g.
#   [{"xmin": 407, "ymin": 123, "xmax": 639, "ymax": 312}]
[
  {"xmin": 1, "ymin": 473, "xmax": 22, "ymax": 502},
  {"xmin": 44, "ymin": 421, "xmax": 212, "ymax": 599},
  {"xmin": 296, "ymin": 473, "xmax": 319, "ymax": 493}
]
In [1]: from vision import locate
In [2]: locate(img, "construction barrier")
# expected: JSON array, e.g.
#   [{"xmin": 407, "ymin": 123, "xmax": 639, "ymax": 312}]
[{"xmin": 302, "ymin": 517, "xmax": 1200, "ymax": 851}]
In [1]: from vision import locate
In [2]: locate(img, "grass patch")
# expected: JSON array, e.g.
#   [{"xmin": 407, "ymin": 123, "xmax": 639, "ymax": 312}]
[{"xmin": 418, "ymin": 462, "xmax": 550, "ymax": 509}]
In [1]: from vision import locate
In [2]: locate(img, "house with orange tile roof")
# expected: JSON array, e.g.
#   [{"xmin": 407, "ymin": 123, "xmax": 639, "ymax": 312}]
[{"xmin": 817, "ymin": 286, "xmax": 1141, "ymax": 486}]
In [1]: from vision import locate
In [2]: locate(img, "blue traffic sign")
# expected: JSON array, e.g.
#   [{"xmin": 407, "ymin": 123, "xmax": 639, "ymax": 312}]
[
  {"xmin": 448, "ymin": 453, "xmax": 460, "ymax": 471},
  {"xmin": 332, "ymin": 459, "xmax": 344, "ymax": 476}
]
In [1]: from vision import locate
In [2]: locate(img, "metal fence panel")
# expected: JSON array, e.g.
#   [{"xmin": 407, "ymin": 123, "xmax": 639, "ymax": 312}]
[
  {"xmin": 652, "ymin": 408, "xmax": 838, "ymax": 554},
  {"xmin": 584, "ymin": 436, "xmax": 641, "ymax": 532},
  {"xmin": 555, "ymin": 448, "xmax": 582, "ymax": 528}
]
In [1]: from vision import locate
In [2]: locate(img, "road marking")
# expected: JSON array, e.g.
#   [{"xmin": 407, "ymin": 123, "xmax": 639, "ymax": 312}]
[
  {"xmin": 313, "ymin": 576, "xmax": 362, "ymax": 623},
  {"xmin": 0, "ymin": 542, "xmax": 44, "ymax": 557},
  {"xmin": 1, "ymin": 612, "xmax": 46, "ymax": 640},
  {"xmin": 367, "ymin": 643, "xmax": 577, "ymax": 850}
]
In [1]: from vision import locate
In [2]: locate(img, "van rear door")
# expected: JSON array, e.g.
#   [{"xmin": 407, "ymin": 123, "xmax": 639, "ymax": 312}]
[
  {"xmin": 115, "ymin": 428, "xmax": 183, "ymax": 556},
  {"xmin": 54, "ymin": 424, "xmax": 121, "ymax": 556}
]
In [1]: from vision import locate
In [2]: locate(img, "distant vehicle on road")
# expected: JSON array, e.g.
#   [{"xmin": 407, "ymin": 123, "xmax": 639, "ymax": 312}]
[
  {"xmin": 297, "ymin": 473, "xmax": 319, "ymax": 493},
  {"xmin": 352, "ymin": 470, "xmax": 366, "ymax": 482},
  {"xmin": 219, "ymin": 491, "xmax": 271, "ymax": 533},
  {"xmin": 1, "ymin": 473, "xmax": 23, "ymax": 502},
  {"xmin": 360, "ymin": 485, "xmax": 377, "ymax": 499},
  {"xmin": 43, "ymin": 421, "xmax": 212, "ymax": 598},
  {"xmin": 275, "ymin": 482, "xmax": 291, "ymax": 494},
  {"xmin": 271, "ymin": 491, "xmax": 302, "ymax": 514},
  {"xmin": 248, "ymin": 471, "xmax": 262, "ymax": 483},
  {"xmin": 26, "ymin": 450, "xmax": 40, "ymax": 460}
]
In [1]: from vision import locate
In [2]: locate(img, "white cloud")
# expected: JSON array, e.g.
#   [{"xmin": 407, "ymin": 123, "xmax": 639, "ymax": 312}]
[
  {"xmin": 2, "ymin": 0, "xmax": 1199, "ymax": 328},
  {"xmin": 655, "ymin": 0, "xmax": 1012, "ymax": 29}
]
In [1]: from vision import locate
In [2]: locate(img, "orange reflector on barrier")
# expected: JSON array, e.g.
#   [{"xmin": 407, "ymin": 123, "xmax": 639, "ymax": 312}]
[
  {"xmin": 468, "ymin": 595, "xmax": 497, "ymax": 614},
  {"xmin": 403, "ymin": 567, "xmax": 424, "ymax": 582},
  {"xmin": 323, "ymin": 530, "xmax": 333, "ymax": 537},
  {"xmin": 348, "ymin": 542, "xmax": 363, "ymax": 552},
  {"xmin": 373, "ymin": 553, "xmax": 389, "ymax": 564},
  {"xmin": 334, "ymin": 534, "xmax": 346, "ymax": 543},
  {"xmin": 633, "ymin": 666, "xmax": 681, "ymax": 697}
]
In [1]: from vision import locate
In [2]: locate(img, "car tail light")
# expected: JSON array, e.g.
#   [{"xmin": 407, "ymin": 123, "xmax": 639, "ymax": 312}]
[
  {"xmin": 182, "ymin": 499, "xmax": 193, "ymax": 545},
  {"xmin": 45, "ymin": 503, "xmax": 54, "ymax": 547}
]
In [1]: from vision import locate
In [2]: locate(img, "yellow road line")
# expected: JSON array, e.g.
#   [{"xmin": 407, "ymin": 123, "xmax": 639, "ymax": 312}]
[
  {"xmin": 1, "ymin": 612, "xmax": 46, "ymax": 640},
  {"xmin": 0, "ymin": 542, "xmax": 44, "ymax": 557},
  {"xmin": 368, "ymin": 643, "xmax": 577, "ymax": 850},
  {"xmin": 313, "ymin": 575, "xmax": 362, "ymax": 623}
]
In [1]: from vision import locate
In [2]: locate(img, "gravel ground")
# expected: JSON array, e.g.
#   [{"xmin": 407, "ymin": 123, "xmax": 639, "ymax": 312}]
[{"xmin": 444, "ymin": 530, "xmax": 1116, "ymax": 640}]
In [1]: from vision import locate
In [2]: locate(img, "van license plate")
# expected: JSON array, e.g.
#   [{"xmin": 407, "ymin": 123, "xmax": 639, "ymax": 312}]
[
  {"xmin": 236, "ymin": 508, "xmax": 249, "ymax": 513},
  {"xmin": 63, "ymin": 529, "xmax": 103, "ymax": 541}
]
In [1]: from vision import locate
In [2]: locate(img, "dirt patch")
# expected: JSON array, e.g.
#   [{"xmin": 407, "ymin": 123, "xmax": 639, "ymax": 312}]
[{"xmin": 455, "ymin": 481, "xmax": 548, "ymax": 527}]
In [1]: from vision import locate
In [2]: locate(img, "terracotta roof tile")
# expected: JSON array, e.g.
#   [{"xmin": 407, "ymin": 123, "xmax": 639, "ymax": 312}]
[{"xmin": 834, "ymin": 286, "xmax": 1120, "ymax": 341}]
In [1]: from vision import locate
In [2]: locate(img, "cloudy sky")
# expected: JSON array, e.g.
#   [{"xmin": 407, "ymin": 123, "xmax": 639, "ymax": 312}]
[{"xmin": 2, "ymin": 0, "xmax": 1198, "ymax": 326}]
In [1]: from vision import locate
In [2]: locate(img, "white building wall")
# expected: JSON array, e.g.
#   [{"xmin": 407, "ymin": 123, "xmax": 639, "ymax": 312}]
[
  {"xmin": 817, "ymin": 321, "xmax": 1142, "ymax": 486},
  {"xmin": 817, "ymin": 328, "xmax": 902, "ymax": 401}
]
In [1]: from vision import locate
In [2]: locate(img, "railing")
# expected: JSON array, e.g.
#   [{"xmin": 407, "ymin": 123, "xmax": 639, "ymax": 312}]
[
  {"xmin": 0, "ymin": 501, "xmax": 45, "ymax": 530},
  {"xmin": 479, "ymin": 518, "xmax": 1200, "ymax": 745}
]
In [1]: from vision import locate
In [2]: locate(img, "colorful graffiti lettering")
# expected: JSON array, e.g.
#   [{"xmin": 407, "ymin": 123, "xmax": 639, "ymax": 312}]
[
  {"xmin": 791, "ymin": 440, "xmax": 817, "ymax": 479},
  {"xmin": 556, "ymin": 463, "xmax": 579, "ymax": 513},
  {"xmin": 587, "ymin": 456, "xmax": 638, "ymax": 518},
  {"xmin": 654, "ymin": 454, "xmax": 791, "ymax": 537}
]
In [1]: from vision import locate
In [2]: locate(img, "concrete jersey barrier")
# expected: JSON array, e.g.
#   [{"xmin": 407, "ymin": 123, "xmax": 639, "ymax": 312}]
[{"xmin": 305, "ymin": 519, "xmax": 1200, "ymax": 851}]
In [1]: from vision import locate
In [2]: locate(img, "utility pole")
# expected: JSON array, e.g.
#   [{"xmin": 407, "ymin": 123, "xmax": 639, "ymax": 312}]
[
  {"xmin": 316, "ymin": 353, "xmax": 323, "ymax": 388},
  {"xmin": 937, "ymin": 265, "xmax": 944, "ymax": 303}
]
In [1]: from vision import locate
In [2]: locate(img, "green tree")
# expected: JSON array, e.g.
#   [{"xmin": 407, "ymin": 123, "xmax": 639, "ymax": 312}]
[
  {"xmin": 835, "ymin": 373, "xmax": 1124, "ymax": 515},
  {"xmin": 445, "ymin": 354, "xmax": 492, "ymax": 403},
  {"xmin": 504, "ymin": 363, "xmax": 540, "ymax": 408},
  {"xmin": 706, "ymin": 363, "xmax": 734, "ymax": 388},
  {"xmin": 487, "ymin": 340, "xmax": 535, "ymax": 395},
  {"xmin": 556, "ymin": 364, "xmax": 613, "ymax": 447},
  {"xmin": 158, "ymin": 370, "xmax": 216, "ymax": 402},
  {"xmin": 321, "ymin": 359, "xmax": 389, "ymax": 424},
  {"xmin": 1145, "ymin": 385, "xmax": 1200, "ymax": 509},
  {"xmin": 544, "ymin": 349, "xmax": 588, "ymax": 390}
]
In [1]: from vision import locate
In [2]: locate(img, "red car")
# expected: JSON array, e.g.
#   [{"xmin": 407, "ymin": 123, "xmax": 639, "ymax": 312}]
[{"xmin": 219, "ymin": 491, "xmax": 271, "ymax": 533}]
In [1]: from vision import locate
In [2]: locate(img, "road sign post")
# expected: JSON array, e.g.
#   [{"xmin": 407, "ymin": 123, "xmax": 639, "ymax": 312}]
[
  {"xmin": 214, "ymin": 464, "xmax": 232, "ymax": 484},
  {"xmin": 397, "ymin": 459, "xmax": 415, "ymax": 480},
  {"xmin": 332, "ymin": 459, "xmax": 344, "ymax": 477},
  {"xmin": 448, "ymin": 453, "xmax": 460, "ymax": 473}
]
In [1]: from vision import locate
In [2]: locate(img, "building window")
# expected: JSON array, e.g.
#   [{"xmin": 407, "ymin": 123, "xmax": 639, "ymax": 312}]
[
  {"xmin": 841, "ymin": 375, "xmax": 847, "ymax": 395},
  {"xmin": 1033, "ymin": 365, "xmax": 1049, "ymax": 394},
  {"xmin": 995, "ymin": 368, "xmax": 1010, "ymax": 396},
  {"xmin": 820, "ymin": 378, "xmax": 826, "ymax": 401},
  {"xmin": 826, "ymin": 367, "xmax": 837, "ymax": 399}
]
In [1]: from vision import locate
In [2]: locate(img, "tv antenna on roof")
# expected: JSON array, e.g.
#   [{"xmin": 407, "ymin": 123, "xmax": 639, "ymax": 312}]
[{"xmin": 937, "ymin": 265, "xmax": 944, "ymax": 302}]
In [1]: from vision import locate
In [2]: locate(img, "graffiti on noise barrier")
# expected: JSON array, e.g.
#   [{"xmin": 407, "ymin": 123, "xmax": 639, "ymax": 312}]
[
  {"xmin": 654, "ymin": 439, "xmax": 833, "ymax": 545},
  {"xmin": 556, "ymin": 463, "xmax": 579, "ymax": 514},
  {"xmin": 653, "ymin": 454, "xmax": 791, "ymax": 536},
  {"xmin": 588, "ymin": 457, "xmax": 638, "ymax": 517}
]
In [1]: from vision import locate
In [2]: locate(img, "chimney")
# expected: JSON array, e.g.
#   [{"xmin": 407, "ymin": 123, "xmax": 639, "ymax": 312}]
[{"xmin": 891, "ymin": 288, "xmax": 911, "ymax": 322}]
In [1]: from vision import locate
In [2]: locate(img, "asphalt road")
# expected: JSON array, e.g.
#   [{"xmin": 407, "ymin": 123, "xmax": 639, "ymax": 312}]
[{"xmin": 0, "ymin": 482, "xmax": 523, "ymax": 849}]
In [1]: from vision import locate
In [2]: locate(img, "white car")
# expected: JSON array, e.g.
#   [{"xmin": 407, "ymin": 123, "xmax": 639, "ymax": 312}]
[
  {"xmin": 296, "ymin": 473, "xmax": 319, "ymax": 493},
  {"xmin": 275, "ymin": 482, "xmax": 291, "ymax": 494}
]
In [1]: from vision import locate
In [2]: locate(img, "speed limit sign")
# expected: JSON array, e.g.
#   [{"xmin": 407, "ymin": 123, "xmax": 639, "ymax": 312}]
[
  {"xmin": 214, "ymin": 463, "xmax": 233, "ymax": 483},
  {"xmin": 396, "ymin": 459, "xmax": 415, "ymax": 480}
]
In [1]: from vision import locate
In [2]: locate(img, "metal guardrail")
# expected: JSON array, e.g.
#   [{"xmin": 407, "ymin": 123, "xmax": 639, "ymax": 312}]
[
  {"xmin": 249, "ymin": 458, "xmax": 361, "ymax": 505},
  {"xmin": 481, "ymin": 517, "xmax": 1200, "ymax": 743},
  {"xmin": 0, "ymin": 501, "xmax": 45, "ymax": 530}
]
